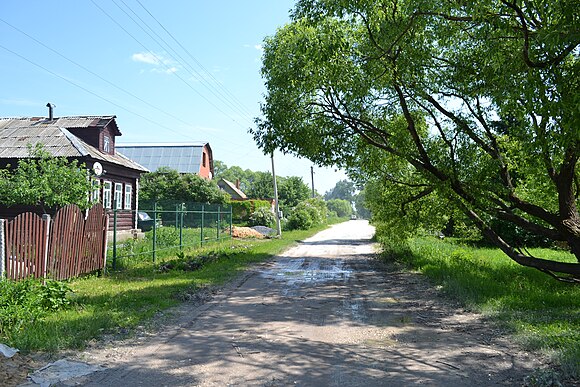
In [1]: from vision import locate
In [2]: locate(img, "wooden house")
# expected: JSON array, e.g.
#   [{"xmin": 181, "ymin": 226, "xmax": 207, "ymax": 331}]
[{"xmin": 0, "ymin": 113, "xmax": 148, "ymax": 231}]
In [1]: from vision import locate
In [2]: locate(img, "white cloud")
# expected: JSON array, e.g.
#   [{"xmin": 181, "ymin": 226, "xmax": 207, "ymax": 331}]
[
  {"xmin": 254, "ymin": 44, "xmax": 263, "ymax": 52},
  {"xmin": 132, "ymin": 52, "xmax": 180, "ymax": 74},
  {"xmin": 132, "ymin": 52, "xmax": 161, "ymax": 65}
]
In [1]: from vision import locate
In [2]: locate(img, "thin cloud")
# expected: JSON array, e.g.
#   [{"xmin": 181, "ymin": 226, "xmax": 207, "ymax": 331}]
[{"xmin": 132, "ymin": 52, "xmax": 180, "ymax": 74}]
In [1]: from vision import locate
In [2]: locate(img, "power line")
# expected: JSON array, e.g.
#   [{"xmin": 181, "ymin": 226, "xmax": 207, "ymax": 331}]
[
  {"xmin": 0, "ymin": 42, "xmax": 258, "ymax": 158},
  {"xmin": 134, "ymin": 0, "xmax": 255, "ymax": 118},
  {"xmin": 115, "ymin": 0, "xmax": 255, "ymax": 122},
  {"xmin": 0, "ymin": 17, "xmax": 198, "ymax": 130},
  {"xmin": 89, "ymin": 0, "xmax": 250, "ymax": 131}
]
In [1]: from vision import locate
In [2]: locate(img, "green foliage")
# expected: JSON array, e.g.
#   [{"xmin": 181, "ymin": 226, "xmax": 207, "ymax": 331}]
[
  {"xmin": 326, "ymin": 198, "xmax": 352, "ymax": 218},
  {"xmin": 0, "ymin": 279, "xmax": 71, "ymax": 338},
  {"xmin": 248, "ymin": 207, "xmax": 275, "ymax": 227},
  {"xmin": 324, "ymin": 180, "xmax": 355, "ymax": 201},
  {"xmin": 214, "ymin": 161, "xmax": 311, "ymax": 213},
  {"xmin": 278, "ymin": 176, "xmax": 311, "ymax": 209},
  {"xmin": 0, "ymin": 144, "xmax": 92, "ymax": 211},
  {"xmin": 253, "ymin": 0, "xmax": 580, "ymax": 275},
  {"xmin": 230, "ymin": 199, "xmax": 272, "ymax": 223},
  {"xmin": 286, "ymin": 207, "xmax": 313, "ymax": 230},
  {"xmin": 286, "ymin": 197, "xmax": 328, "ymax": 230},
  {"xmin": 139, "ymin": 167, "xmax": 229, "ymax": 206}
]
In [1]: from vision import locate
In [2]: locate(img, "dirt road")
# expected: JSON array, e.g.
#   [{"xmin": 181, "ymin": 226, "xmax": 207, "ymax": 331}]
[{"xmin": 50, "ymin": 220, "xmax": 543, "ymax": 386}]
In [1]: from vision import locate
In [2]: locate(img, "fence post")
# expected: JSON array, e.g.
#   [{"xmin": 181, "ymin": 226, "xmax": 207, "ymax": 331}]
[
  {"xmin": 41, "ymin": 214, "xmax": 51, "ymax": 283},
  {"xmin": 0, "ymin": 219, "xmax": 5, "ymax": 280},
  {"xmin": 217, "ymin": 206, "xmax": 220, "ymax": 241},
  {"xmin": 152, "ymin": 201, "xmax": 157, "ymax": 263},
  {"xmin": 179, "ymin": 203, "xmax": 184, "ymax": 250},
  {"xmin": 112, "ymin": 200, "xmax": 117, "ymax": 270},
  {"xmin": 175, "ymin": 203, "xmax": 179, "ymax": 230},
  {"xmin": 229, "ymin": 205, "xmax": 233, "ymax": 239},
  {"xmin": 200, "ymin": 204, "xmax": 204, "ymax": 245}
]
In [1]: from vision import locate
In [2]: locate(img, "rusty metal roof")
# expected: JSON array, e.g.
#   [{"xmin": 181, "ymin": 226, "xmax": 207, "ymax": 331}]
[{"xmin": 0, "ymin": 125, "xmax": 147, "ymax": 172}]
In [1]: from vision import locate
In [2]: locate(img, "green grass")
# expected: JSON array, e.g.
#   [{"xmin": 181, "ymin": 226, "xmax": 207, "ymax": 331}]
[
  {"xmin": 2, "ymin": 222, "xmax": 335, "ymax": 352},
  {"xmin": 390, "ymin": 237, "xmax": 580, "ymax": 379}
]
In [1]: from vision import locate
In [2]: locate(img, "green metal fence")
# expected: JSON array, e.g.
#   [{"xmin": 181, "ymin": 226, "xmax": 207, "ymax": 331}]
[{"xmin": 109, "ymin": 201, "xmax": 232, "ymax": 270}]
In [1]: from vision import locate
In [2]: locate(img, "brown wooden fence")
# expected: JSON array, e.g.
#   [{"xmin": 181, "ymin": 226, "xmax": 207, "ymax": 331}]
[{"xmin": 1, "ymin": 203, "xmax": 108, "ymax": 281}]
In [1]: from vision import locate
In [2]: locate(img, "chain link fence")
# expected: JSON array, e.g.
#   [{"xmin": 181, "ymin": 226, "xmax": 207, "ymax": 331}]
[{"xmin": 109, "ymin": 201, "xmax": 232, "ymax": 270}]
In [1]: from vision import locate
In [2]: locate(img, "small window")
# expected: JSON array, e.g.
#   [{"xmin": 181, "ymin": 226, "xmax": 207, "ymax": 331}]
[
  {"xmin": 202, "ymin": 152, "xmax": 207, "ymax": 167},
  {"xmin": 103, "ymin": 181, "xmax": 112, "ymax": 209},
  {"xmin": 114, "ymin": 183, "xmax": 123, "ymax": 209},
  {"xmin": 124, "ymin": 184, "xmax": 132, "ymax": 210},
  {"xmin": 103, "ymin": 136, "xmax": 110, "ymax": 153},
  {"xmin": 91, "ymin": 179, "xmax": 100, "ymax": 202}
]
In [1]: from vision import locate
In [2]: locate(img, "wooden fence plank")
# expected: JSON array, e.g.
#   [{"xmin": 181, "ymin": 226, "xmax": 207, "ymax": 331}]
[{"xmin": 4, "ymin": 204, "xmax": 108, "ymax": 281}]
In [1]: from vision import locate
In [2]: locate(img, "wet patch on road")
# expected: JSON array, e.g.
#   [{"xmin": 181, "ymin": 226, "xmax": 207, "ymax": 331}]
[{"xmin": 260, "ymin": 257, "xmax": 352, "ymax": 287}]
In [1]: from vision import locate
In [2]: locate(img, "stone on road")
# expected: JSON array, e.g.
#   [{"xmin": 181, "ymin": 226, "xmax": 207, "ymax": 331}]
[{"xmin": 58, "ymin": 220, "xmax": 541, "ymax": 386}]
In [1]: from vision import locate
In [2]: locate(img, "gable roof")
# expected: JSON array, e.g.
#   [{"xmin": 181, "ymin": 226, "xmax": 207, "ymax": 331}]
[
  {"xmin": 0, "ymin": 125, "xmax": 147, "ymax": 172},
  {"xmin": 116, "ymin": 143, "xmax": 210, "ymax": 175},
  {"xmin": 0, "ymin": 116, "xmax": 121, "ymax": 135},
  {"xmin": 217, "ymin": 178, "xmax": 247, "ymax": 200}
]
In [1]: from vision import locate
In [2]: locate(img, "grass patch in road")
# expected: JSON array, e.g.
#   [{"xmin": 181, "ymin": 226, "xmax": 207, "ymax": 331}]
[
  {"xmin": 2, "ymin": 223, "xmax": 336, "ymax": 353},
  {"xmin": 387, "ymin": 237, "xmax": 580, "ymax": 379}
]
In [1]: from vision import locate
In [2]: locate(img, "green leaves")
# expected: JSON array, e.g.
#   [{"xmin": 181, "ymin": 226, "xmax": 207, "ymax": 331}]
[
  {"xmin": 255, "ymin": 0, "xmax": 580, "ymax": 275},
  {"xmin": 0, "ymin": 144, "xmax": 92, "ymax": 210},
  {"xmin": 139, "ymin": 167, "xmax": 229, "ymax": 205}
]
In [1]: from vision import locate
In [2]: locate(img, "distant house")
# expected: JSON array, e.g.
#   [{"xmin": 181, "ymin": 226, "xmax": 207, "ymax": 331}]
[
  {"xmin": 116, "ymin": 143, "xmax": 214, "ymax": 179},
  {"xmin": 217, "ymin": 178, "xmax": 247, "ymax": 200},
  {"xmin": 0, "ymin": 113, "xmax": 148, "ymax": 231}
]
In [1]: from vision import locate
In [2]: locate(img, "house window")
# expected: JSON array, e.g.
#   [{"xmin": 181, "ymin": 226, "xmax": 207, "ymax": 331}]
[
  {"xmin": 124, "ymin": 184, "xmax": 132, "ymax": 210},
  {"xmin": 91, "ymin": 179, "xmax": 100, "ymax": 202},
  {"xmin": 202, "ymin": 152, "xmax": 207, "ymax": 167},
  {"xmin": 103, "ymin": 181, "xmax": 112, "ymax": 209},
  {"xmin": 114, "ymin": 183, "xmax": 123, "ymax": 209},
  {"xmin": 103, "ymin": 136, "xmax": 110, "ymax": 153}
]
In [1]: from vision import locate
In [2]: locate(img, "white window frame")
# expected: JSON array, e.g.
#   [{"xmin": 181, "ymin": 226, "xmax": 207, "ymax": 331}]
[
  {"xmin": 124, "ymin": 184, "xmax": 132, "ymax": 210},
  {"xmin": 103, "ymin": 136, "xmax": 110, "ymax": 153},
  {"xmin": 114, "ymin": 183, "xmax": 123, "ymax": 210},
  {"xmin": 103, "ymin": 181, "xmax": 112, "ymax": 209},
  {"xmin": 91, "ymin": 179, "xmax": 100, "ymax": 202}
]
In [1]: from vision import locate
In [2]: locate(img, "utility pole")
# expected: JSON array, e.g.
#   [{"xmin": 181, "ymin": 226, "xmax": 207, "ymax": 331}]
[
  {"xmin": 271, "ymin": 151, "xmax": 282, "ymax": 236},
  {"xmin": 311, "ymin": 165, "xmax": 315, "ymax": 198}
]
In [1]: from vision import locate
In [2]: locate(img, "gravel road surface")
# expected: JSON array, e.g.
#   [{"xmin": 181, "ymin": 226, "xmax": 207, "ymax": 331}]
[{"xmin": 41, "ymin": 220, "xmax": 543, "ymax": 386}]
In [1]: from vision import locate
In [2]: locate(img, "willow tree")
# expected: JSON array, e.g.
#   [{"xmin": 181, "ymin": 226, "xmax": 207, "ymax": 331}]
[{"xmin": 252, "ymin": 0, "xmax": 580, "ymax": 280}]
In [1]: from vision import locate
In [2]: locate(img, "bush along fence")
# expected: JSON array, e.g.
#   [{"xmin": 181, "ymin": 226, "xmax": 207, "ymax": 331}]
[
  {"xmin": 109, "ymin": 201, "xmax": 232, "ymax": 269},
  {"xmin": 0, "ymin": 203, "xmax": 108, "ymax": 281}
]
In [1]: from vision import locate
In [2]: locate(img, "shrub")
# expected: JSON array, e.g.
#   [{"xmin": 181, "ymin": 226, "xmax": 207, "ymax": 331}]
[
  {"xmin": 0, "ymin": 279, "xmax": 71, "ymax": 338},
  {"xmin": 248, "ymin": 207, "xmax": 275, "ymax": 227},
  {"xmin": 286, "ymin": 207, "xmax": 313, "ymax": 230}
]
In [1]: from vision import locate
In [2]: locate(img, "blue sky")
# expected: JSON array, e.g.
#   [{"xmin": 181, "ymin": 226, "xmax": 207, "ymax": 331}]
[{"xmin": 0, "ymin": 0, "xmax": 346, "ymax": 194}]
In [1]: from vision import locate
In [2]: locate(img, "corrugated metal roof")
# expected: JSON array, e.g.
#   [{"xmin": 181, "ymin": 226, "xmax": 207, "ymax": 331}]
[
  {"xmin": 0, "ymin": 125, "xmax": 147, "ymax": 172},
  {"xmin": 116, "ymin": 143, "xmax": 206, "ymax": 174}
]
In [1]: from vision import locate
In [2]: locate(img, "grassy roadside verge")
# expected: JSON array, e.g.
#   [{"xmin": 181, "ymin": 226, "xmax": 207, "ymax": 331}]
[
  {"xmin": 2, "ymin": 220, "xmax": 344, "ymax": 353},
  {"xmin": 386, "ymin": 237, "xmax": 580, "ymax": 380}
]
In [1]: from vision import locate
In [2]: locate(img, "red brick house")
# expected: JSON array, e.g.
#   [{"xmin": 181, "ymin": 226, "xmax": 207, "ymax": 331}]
[
  {"xmin": 115, "ymin": 143, "xmax": 214, "ymax": 179},
  {"xmin": 0, "ymin": 114, "xmax": 148, "ymax": 231}
]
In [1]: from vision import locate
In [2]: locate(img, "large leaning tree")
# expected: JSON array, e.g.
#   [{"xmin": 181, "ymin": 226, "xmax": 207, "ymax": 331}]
[{"xmin": 252, "ymin": 0, "xmax": 580, "ymax": 280}]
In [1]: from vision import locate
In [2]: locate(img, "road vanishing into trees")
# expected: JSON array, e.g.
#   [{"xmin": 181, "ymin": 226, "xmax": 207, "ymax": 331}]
[{"xmin": 54, "ymin": 220, "xmax": 543, "ymax": 386}]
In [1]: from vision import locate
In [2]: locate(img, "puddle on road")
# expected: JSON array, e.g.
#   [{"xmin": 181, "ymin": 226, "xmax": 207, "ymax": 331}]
[{"xmin": 260, "ymin": 258, "xmax": 352, "ymax": 287}]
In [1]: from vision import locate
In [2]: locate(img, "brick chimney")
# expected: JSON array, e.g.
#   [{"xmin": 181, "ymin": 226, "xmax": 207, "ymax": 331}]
[{"xmin": 236, "ymin": 179, "xmax": 240, "ymax": 189}]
